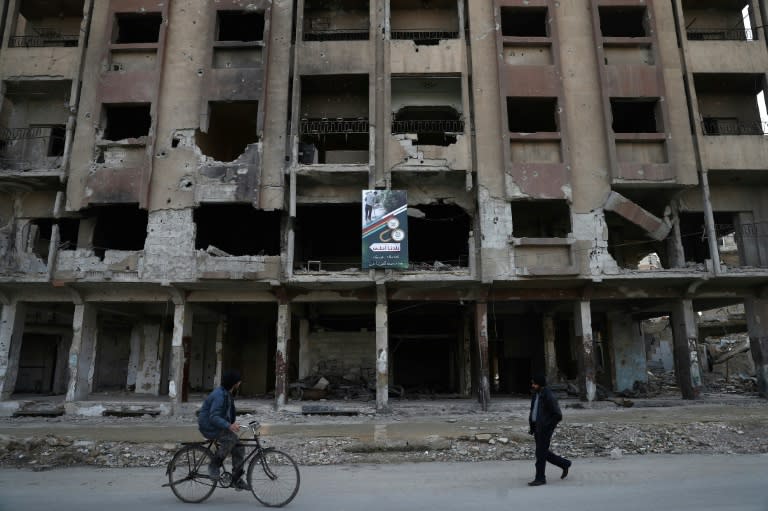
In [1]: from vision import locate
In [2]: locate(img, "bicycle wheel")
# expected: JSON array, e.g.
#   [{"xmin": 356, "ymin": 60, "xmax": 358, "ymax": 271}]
[
  {"xmin": 247, "ymin": 448, "xmax": 300, "ymax": 507},
  {"xmin": 168, "ymin": 444, "xmax": 217, "ymax": 503}
]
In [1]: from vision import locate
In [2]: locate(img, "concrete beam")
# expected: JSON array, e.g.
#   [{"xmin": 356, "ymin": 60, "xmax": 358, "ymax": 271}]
[{"xmin": 603, "ymin": 191, "xmax": 672, "ymax": 241}]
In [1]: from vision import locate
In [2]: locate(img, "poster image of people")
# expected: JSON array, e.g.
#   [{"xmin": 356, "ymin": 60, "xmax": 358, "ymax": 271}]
[{"xmin": 362, "ymin": 190, "xmax": 408, "ymax": 269}]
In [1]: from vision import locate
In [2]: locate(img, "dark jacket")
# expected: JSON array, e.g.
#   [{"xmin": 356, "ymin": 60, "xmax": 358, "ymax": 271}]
[
  {"xmin": 529, "ymin": 386, "xmax": 563, "ymax": 433},
  {"xmin": 198, "ymin": 386, "xmax": 236, "ymax": 440}
]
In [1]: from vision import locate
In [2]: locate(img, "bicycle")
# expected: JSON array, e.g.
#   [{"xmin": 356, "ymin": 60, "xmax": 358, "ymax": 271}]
[{"xmin": 165, "ymin": 420, "xmax": 300, "ymax": 507}]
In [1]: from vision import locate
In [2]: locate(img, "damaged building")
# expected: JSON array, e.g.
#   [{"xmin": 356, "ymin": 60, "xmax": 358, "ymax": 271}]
[{"xmin": 0, "ymin": 0, "xmax": 767, "ymax": 417}]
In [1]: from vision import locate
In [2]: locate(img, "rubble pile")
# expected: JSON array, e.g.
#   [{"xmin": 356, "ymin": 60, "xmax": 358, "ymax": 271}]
[{"xmin": 1, "ymin": 407, "xmax": 766, "ymax": 469}]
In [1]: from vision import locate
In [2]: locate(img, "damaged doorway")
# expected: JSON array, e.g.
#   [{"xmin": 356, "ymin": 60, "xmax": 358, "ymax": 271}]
[
  {"xmin": 388, "ymin": 302, "xmax": 467, "ymax": 396},
  {"xmin": 12, "ymin": 303, "xmax": 73, "ymax": 397}
]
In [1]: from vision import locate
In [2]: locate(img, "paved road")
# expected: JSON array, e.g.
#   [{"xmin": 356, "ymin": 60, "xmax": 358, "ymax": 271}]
[{"xmin": 1, "ymin": 454, "xmax": 766, "ymax": 511}]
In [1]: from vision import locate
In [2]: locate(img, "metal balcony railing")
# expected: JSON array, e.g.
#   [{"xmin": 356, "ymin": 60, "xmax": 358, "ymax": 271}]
[
  {"xmin": 300, "ymin": 118, "xmax": 369, "ymax": 135},
  {"xmin": 390, "ymin": 30, "xmax": 459, "ymax": 43},
  {"xmin": 701, "ymin": 118, "xmax": 768, "ymax": 136},
  {"xmin": 0, "ymin": 126, "xmax": 65, "ymax": 170},
  {"xmin": 391, "ymin": 119, "xmax": 465, "ymax": 134},
  {"xmin": 303, "ymin": 29, "xmax": 369, "ymax": 41},
  {"xmin": 687, "ymin": 28, "xmax": 755, "ymax": 41},
  {"xmin": 0, "ymin": 126, "xmax": 59, "ymax": 141}
]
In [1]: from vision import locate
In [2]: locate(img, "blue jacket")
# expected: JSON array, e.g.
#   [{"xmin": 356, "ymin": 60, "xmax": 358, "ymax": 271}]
[{"xmin": 198, "ymin": 386, "xmax": 236, "ymax": 439}]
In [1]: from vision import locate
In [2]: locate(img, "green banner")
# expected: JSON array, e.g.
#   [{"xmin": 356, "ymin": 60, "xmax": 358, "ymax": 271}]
[{"xmin": 362, "ymin": 190, "xmax": 408, "ymax": 269}]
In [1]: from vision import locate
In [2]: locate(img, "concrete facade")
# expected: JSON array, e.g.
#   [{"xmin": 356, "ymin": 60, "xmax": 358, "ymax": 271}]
[{"xmin": 1, "ymin": 0, "xmax": 768, "ymax": 415}]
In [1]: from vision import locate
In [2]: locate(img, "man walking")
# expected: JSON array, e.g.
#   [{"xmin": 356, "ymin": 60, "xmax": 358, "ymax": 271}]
[{"xmin": 528, "ymin": 373, "xmax": 571, "ymax": 486}]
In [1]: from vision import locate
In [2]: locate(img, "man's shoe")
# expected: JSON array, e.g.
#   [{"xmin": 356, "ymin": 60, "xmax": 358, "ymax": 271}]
[
  {"xmin": 527, "ymin": 480, "xmax": 546, "ymax": 486},
  {"xmin": 561, "ymin": 463, "xmax": 571, "ymax": 480},
  {"xmin": 234, "ymin": 479, "xmax": 250, "ymax": 491},
  {"xmin": 207, "ymin": 463, "xmax": 220, "ymax": 480}
]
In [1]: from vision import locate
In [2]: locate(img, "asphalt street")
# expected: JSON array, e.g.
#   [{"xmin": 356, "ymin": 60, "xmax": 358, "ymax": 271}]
[{"xmin": 1, "ymin": 454, "xmax": 766, "ymax": 511}]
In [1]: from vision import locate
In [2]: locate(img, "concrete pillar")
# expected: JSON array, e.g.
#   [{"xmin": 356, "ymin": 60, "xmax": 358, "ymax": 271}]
[
  {"xmin": 543, "ymin": 314, "xmax": 558, "ymax": 384},
  {"xmin": 744, "ymin": 297, "xmax": 768, "ymax": 397},
  {"xmin": 214, "ymin": 316, "xmax": 226, "ymax": 387},
  {"xmin": 274, "ymin": 301, "xmax": 291, "ymax": 409},
  {"xmin": 65, "ymin": 303, "xmax": 98, "ymax": 402},
  {"xmin": 475, "ymin": 302, "xmax": 490, "ymax": 410},
  {"xmin": 462, "ymin": 312, "xmax": 472, "ymax": 397},
  {"xmin": 607, "ymin": 313, "xmax": 647, "ymax": 393},
  {"xmin": 135, "ymin": 323, "xmax": 162, "ymax": 395},
  {"xmin": 52, "ymin": 333, "xmax": 70, "ymax": 394},
  {"xmin": 574, "ymin": 301, "xmax": 596, "ymax": 402},
  {"xmin": 168, "ymin": 302, "xmax": 192, "ymax": 411},
  {"xmin": 0, "ymin": 301, "xmax": 26, "ymax": 400},
  {"xmin": 298, "ymin": 318, "xmax": 310, "ymax": 379},
  {"xmin": 670, "ymin": 299, "xmax": 703, "ymax": 399},
  {"xmin": 126, "ymin": 323, "xmax": 141, "ymax": 390},
  {"xmin": 375, "ymin": 284, "xmax": 390, "ymax": 413}
]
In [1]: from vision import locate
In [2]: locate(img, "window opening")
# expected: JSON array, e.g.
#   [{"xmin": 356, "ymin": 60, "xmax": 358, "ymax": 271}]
[
  {"xmin": 9, "ymin": 0, "xmax": 83, "ymax": 48},
  {"xmin": 299, "ymin": 75, "xmax": 369, "ymax": 164},
  {"xmin": 685, "ymin": 1, "xmax": 757, "ymax": 41},
  {"xmin": 196, "ymin": 102, "xmax": 259, "ymax": 161},
  {"xmin": 103, "ymin": 104, "xmax": 151, "ymax": 140},
  {"xmin": 511, "ymin": 200, "xmax": 570, "ymax": 238},
  {"xmin": 194, "ymin": 205, "xmax": 280, "ymax": 256},
  {"xmin": 605, "ymin": 211, "xmax": 667, "ymax": 270},
  {"xmin": 217, "ymin": 11, "xmax": 265, "ymax": 42},
  {"xmin": 599, "ymin": 6, "xmax": 647, "ymax": 38},
  {"xmin": 507, "ymin": 98, "xmax": 558, "ymax": 132},
  {"xmin": 295, "ymin": 204, "xmax": 360, "ymax": 271},
  {"xmin": 611, "ymin": 99, "xmax": 659, "ymax": 133},
  {"xmin": 90, "ymin": 205, "xmax": 148, "ymax": 259},
  {"xmin": 500, "ymin": 7, "xmax": 548, "ymax": 37},
  {"xmin": 695, "ymin": 74, "xmax": 767, "ymax": 136},
  {"xmin": 392, "ymin": 107, "xmax": 462, "ymax": 146},
  {"xmin": 408, "ymin": 204, "xmax": 470, "ymax": 268},
  {"xmin": 390, "ymin": 0, "xmax": 459, "ymax": 45},
  {"xmin": 303, "ymin": 0, "xmax": 369, "ymax": 41},
  {"xmin": 113, "ymin": 12, "xmax": 162, "ymax": 44}
]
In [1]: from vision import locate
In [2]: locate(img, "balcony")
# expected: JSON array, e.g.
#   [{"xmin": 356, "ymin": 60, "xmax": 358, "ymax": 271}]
[{"xmin": 701, "ymin": 118, "xmax": 768, "ymax": 136}]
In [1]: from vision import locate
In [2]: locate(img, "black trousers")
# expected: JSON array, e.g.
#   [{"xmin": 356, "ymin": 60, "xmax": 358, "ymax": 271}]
[
  {"xmin": 214, "ymin": 429, "xmax": 245, "ymax": 478},
  {"xmin": 534, "ymin": 426, "xmax": 570, "ymax": 481}
]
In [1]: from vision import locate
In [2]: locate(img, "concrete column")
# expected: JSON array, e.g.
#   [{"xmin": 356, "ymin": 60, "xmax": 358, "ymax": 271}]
[
  {"xmin": 65, "ymin": 303, "xmax": 98, "ymax": 402},
  {"xmin": 667, "ymin": 207, "xmax": 686, "ymax": 268},
  {"xmin": 574, "ymin": 301, "xmax": 596, "ymax": 402},
  {"xmin": 0, "ymin": 301, "xmax": 26, "ymax": 400},
  {"xmin": 298, "ymin": 318, "xmax": 310, "ymax": 379},
  {"xmin": 670, "ymin": 299, "xmax": 703, "ymax": 399},
  {"xmin": 462, "ymin": 312, "xmax": 472, "ymax": 397},
  {"xmin": 543, "ymin": 314, "xmax": 558, "ymax": 384},
  {"xmin": 744, "ymin": 297, "xmax": 768, "ymax": 397},
  {"xmin": 168, "ymin": 302, "xmax": 192, "ymax": 411},
  {"xmin": 475, "ymin": 302, "xmax": 490, "ymax": 411},
  {"xmin": 274, "ymin": 301, "xmax": 291, "ymax": 409},
  {"xmin": 135, "ymin": 323, "xmax": 161, "ymax": 395},
  {"xmin": 214, "ymin": 316, "xmax": 226, "ymax": 387},
  {"xmin": 607, "ymin": 313, "xmax": 647, "ymax": 393},
  {"xmin": 375, "ymin": 284, "xmax": 390, "ymax": 413},
  {"xmin": 126, "ymin": 323, "xmax": 141, "ymax": 390}
]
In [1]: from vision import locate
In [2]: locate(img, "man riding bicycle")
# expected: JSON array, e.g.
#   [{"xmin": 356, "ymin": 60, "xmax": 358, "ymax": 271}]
[{"xmin": 198, "ymin": 369, "xmax": 249, "ymax": 490}]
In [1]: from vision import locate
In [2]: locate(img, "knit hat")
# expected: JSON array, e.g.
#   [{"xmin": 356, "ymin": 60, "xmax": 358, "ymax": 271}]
[
  {"xmin": 221, "ymin": 369, "xmax": 241, "ymax": 390},
  {"xmin": 532, "ymin": 372, "xmax": 547, "ymax": 387}
]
